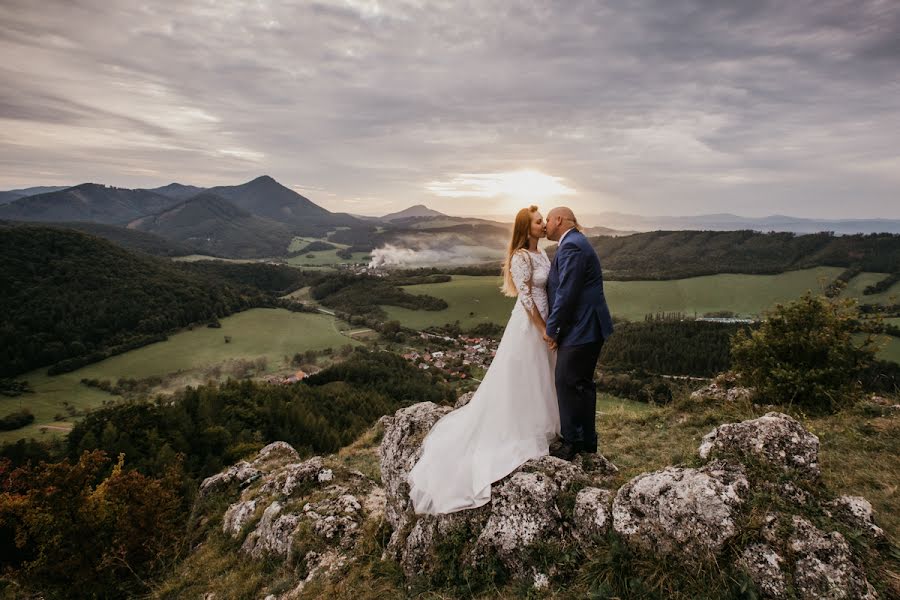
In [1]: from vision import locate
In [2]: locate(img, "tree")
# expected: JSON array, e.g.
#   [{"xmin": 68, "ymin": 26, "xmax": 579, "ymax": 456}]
[{"xmin": 730, "ymin": 292, "xmax": 878, "ymax": 413}]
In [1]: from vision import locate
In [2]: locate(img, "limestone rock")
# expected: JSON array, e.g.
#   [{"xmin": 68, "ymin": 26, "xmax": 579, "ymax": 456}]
[
  {"xmin": 252, "ymin": 441, "xmax": 300, "ymax": 468},
  {"xmin": 199, "ymin": 460, "xmax": 261, "ymax": 498},
  {"xmin": 475, "ymin": 470, "xmax": 564, "ymax": 569},
  {"xmin": 789, "ymin": 516, "xmax": 878, "ymax": 600},
  {"xmin": 826, "ymin": 495, "xmax": 885, "ymax": 540},
  {"xmin": 572, "ymin": 487, "xmax": 613, "ymax": 543},
  {"xmin": 222, "ymin": 499, "xmax": 258, "ymax": 537},
  {"xmin": 690, "ymin": 376, "xmax": 754, "ymax": 403},
  {"xmin": 698, "ymin": 412, "xmax": 820, "ymax": 479},
  {"xmin": 454, "ymin": 391, "xmax": 475, "ymax": 408},
  {"xmin": 736, "ymin": 543, "xmax": 787, "ymax": 599},
  {"xmin": 257, "ymin": 456, "xmax": 327, "ymax": 497},
  {"xmin": 240, "ymin": 501, "xmax": 300, "ymax": 559},
  {"xmin": 378, "ymin": 402, "xmax": 453, "ymax": 534},
  {"xmin": 612, "ymin": 460, "xmax": 749, "ymax": 558}
]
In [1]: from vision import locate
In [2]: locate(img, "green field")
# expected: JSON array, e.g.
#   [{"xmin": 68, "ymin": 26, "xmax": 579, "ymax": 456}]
[
  {"xmin": 1, "ymin": 309, "xmax": 359, "ymax": 444},
  {"xmin": 385, "ymin": 268, "xmax": 900, "ymax": 329},
  {"xmin": 840, "ymin": 272, "xmax": 900, "ymax": 304},
  {"xmin": 384, "ymin": 267, "xmax": 849, "ymax": 328},
  {"xmin": 285, "ymin": 250, "xmax": 371, "ymax": 267}
]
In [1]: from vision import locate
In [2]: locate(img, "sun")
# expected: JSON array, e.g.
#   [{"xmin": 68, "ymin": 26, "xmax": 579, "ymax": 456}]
[{"xmin": 426, "ymin": 169, "xmax": 576, "ymax": 206}]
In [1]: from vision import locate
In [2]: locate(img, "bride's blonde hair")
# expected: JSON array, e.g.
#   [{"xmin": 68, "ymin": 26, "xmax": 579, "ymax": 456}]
[{"xmin": 500, "ymin": 205, "xmax": 538, "ymax": 297}]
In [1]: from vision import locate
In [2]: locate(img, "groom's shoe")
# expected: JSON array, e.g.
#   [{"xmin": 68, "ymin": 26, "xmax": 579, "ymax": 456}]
[{"xmin": 550, "ymin": 442, "xmax": 577, "ymax": 462}]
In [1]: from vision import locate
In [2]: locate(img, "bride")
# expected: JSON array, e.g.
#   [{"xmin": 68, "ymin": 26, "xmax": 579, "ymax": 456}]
[{"xmin": 407, "ymin": 205, "xmax": 560, "ymax": 515}]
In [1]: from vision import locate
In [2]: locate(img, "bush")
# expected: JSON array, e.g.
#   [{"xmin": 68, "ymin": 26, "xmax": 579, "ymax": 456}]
[
  {"xmin": 0, "ymin": 408, "xmax": 34, "ymax": 431},
  {"xmin": 730, "ymin": 293, "xmax": 877, "ymax": 413}
]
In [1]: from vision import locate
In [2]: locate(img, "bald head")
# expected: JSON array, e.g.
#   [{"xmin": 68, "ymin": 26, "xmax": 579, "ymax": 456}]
[{"xmin": 545, "ymin": 206, "xmax": 579, "ymax": 241}]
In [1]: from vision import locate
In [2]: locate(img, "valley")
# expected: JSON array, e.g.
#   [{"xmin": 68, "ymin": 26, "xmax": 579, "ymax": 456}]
[{"xmin": 0, "ymin": 309, "xmax": 358, "ymax": 443}]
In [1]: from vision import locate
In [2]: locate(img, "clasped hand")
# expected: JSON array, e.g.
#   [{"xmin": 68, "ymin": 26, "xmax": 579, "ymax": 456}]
[{"xmin": 542, "ymin": 333, "xmax": 558, "ymax": 351}]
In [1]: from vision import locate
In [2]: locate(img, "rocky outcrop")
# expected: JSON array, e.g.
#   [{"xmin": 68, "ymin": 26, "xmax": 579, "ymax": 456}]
[
  {"xmin": 690, "ymin": 373, "xmax": 754, "ymax": 403},
  {"xmin": 699, "ymin": 411, "xmax": 820, "ymax": 479},
  {"xmin": 195, "ymin": 442, "xmax": 383, "ymax": 598},
  {"xmin": 612, "ymin": 460, "xmax": 749, "ymax": 558},
  {"xmin": 378, "ymin": 402, "xmax": 452, "ymax": 538},
  {"xmin": 193, "ymin": 397, "xmax": 890, "ymax": 599}
]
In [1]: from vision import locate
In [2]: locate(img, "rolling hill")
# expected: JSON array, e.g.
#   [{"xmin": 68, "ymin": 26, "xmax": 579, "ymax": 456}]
[
  {"xmin": 580, "ymin": 230, "xmax": 900, "ymax": 280},
  {"xmin": 0, "ymin": 185, "xmax": 71, "ymax": 205},
  {"xmin": 128, "ymin": 192, "xmax": 295, "ymax": 258},
  {"xmin": 0, "ymin": 183, "xmax": 181, "ymax": 224},
  {"xmin": 0, "ymin": 220, "xmax": 195, "ymax": 257},
  {"xmin": 381, "ymin": 204, "xmax": 446, "ymax": 221},
  {"xmin": 144, "ymin": 183, "xmax": 206, "ymax": 200}
]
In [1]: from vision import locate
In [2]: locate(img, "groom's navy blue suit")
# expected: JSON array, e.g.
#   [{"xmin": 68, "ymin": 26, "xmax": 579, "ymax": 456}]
[{"xmin": 546, "ymin": 228, "xmax": 614, "ymax": 453}]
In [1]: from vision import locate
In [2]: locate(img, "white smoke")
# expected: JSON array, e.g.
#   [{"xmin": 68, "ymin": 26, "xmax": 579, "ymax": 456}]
[{"xmin": 368, "ymin": 243, "xmax": 504, "ymax": 268}]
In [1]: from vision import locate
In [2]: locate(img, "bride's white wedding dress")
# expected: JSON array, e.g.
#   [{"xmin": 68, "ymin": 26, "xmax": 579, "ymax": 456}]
[{"xmin": 407, "ymin": 248, "xmax": 560, "ymax": 514}]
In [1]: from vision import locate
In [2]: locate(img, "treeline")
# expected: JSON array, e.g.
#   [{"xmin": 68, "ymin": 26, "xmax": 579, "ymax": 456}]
[
  {"xmin": 865, "ymin": 272, "xmax": 900, "ymax": 295},
  {"xmin": 310, "ymin": 274, "xmax": 448, "ymax": 319},
  {"xmin": 1, "ymin": 350, "xmax": 452, "ymax": 598},
  {"xmin": 578, "ymin": 230, "xmax": 900, "ymax": 280},
  {"xmin": 599, "ymin": 315, "xmax": 750, "ymax": 377},
  {"xmin": 0, "ymin": 227, "xmax": 319, "ymax": 378}
]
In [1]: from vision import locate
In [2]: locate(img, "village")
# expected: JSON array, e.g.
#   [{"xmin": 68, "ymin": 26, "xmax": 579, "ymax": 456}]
[{"xmin": 402, "ymin": 331, "xmax": 499, "ymax": 380}]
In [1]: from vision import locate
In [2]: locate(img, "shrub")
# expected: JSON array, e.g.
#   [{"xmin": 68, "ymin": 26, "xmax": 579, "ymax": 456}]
[{"xmin": 730, "ymin": 293, "xmax": 877, "ymax": 412}]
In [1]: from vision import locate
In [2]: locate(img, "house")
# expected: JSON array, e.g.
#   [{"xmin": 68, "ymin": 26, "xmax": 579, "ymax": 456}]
[{"xmin": 284, "ymin": 369, "xmax": 308, "ymax": 383}]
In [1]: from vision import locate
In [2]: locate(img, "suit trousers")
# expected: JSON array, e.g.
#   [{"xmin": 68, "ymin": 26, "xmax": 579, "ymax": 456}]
[{"xmin": 555, "ymin": 339, "xmax": 604, "ymax": 452}]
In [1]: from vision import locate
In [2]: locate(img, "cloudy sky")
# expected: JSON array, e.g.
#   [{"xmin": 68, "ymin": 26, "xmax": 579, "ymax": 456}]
[{"xmin": 1, "ymin": 0, "xmax": 898, "ymax": 219}]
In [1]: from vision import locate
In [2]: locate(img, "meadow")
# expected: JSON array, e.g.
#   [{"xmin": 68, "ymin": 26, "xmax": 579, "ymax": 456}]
[
  {"xmin": 384, "ymin": 266, "xmax": 900, "ymax": 328},
  {"xmin": 1, "ymin": 309, "xmax": 358, "ymax": 443}
]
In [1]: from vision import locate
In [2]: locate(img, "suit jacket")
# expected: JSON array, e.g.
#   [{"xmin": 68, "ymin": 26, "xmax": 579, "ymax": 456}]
[{"xmin": 546, "ymin": 229, "xmax": 614, "ymax": 346}]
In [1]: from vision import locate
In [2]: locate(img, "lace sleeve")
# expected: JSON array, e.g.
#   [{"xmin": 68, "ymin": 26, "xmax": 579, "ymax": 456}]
[{"xmin": 510, "ymin": 250, "xmax": 535, "ymax": 314}]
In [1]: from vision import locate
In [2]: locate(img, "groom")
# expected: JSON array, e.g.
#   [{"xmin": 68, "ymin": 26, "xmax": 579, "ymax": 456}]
[{"xmin": 543, "ymin": 207, "xmax": 614, "ymax": 461}]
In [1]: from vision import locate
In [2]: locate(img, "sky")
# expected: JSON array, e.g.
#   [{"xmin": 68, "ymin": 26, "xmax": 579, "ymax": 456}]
[{"xmin": 1, "ymin": 0, "xmax": 898, "ymax": 219}]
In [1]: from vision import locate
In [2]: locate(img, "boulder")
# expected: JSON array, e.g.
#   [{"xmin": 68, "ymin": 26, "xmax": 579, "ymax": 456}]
[
  {"xmin": 240, "ymin": 501, "xmax": 301, "ymax": 559},
  {"xmin": 572, "ymin": 487, "xmax": 613, "ymax": 543},
  {"xmin": 199, "ymin": 460, "xmax": 261, "ymax": 498},
  {"xmin": 475, "ymin": 469, "xmax": 564, "ymax": 570},
  {"xmin": 454, "ymin": 390, "xmax": 475, "ymax": 408},
  {"xmin": 826, "ymin": 496, "xmax": 885, "ymax": 541},
  {"xmin": 222, "ymin": 499, "xmax": 258, "ymax": 536},
  {"xmin": 789, "ymin": 516, "xmax": 878, "ymax": 600},
  {"xmin": 612, "ymin": 460, "xmax": 749, "ymax": 558},
  {"xmin": 736, "ymin": 543, "xmax": 787, "ymax": 599},
  {"xmin": 690, "ymin": 374, "xmax": 754, "ymax": 403},
  {"xmin": 698, "ymin": 412, "xmax": 820, "ymax": 479},
  {"xmin": 378, "ymin": 401, "xmax": 453, "ymax": 535}
]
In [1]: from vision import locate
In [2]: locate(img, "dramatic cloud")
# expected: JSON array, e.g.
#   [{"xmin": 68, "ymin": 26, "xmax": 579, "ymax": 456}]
[{"xmin": 1, "ymin": 0, "xmax": 898, "ymax": 218}]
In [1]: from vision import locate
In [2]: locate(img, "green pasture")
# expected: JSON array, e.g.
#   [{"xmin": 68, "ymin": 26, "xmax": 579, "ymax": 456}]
[
  {"xmin": 1, "ymin": 309, "xmax": 359, "ymax": 444},
  {"xmin": 839, "ymin": 272, "xmax": 900, "ymax": 304},
  {"xmin": 285, "ymin": 250, "xmax": 371, "ymax": 266},
  {"xmin": 384, "ymin": 267, "xmax": 852, "ymax": 328}
]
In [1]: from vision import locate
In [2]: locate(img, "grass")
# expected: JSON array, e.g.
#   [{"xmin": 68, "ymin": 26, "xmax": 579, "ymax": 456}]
[
  {"xmin": 285, "ymin": 250, "xmax": 371, "ymax": 267},
  {"xmin": 383, "ymin": 267, "xmax": 882, "ymax": 329},
  {"xmin": 840, "ymin": 272, "xmax": 900, "ymax": 305},
  {"xmin": 1, "ymin": 309, "xmax": 360, "ymax": 444}
]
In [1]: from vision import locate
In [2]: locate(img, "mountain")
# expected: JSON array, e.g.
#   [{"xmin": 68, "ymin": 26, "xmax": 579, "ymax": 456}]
[
  {"xmin": 580, "ymin": 211, "xmax": 900, "ymax": 235},
  {"xmin": 205, "ymin": 175, "xmax": 364, "ymax": 235},
  {"xmin": 144, "ymin": 183, "xmax": 206, "ymax": 200},
  {"xmin": 0, "ymin": 183, "xmax": 181, "ymax": 225},
  {"xmin": 128, "ymin": 192, "xmax": 294, "ymax": 258},
  {"xmin": 381, "ymin": 204, "xmax": 446, "ymax": 221},
  {"xmin": 0, "ymin": 185, "xmax": 71, "ymax": 205}
]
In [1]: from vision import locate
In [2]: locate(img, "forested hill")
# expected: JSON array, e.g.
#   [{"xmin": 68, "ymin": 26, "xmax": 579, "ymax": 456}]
[
  {"xmin": 0, "ymin": 226, "xmax": 315, "ymax": 378},
  {"xmin": 581, "ymin": 230, "xmax": 900, "ymax": 280}
]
